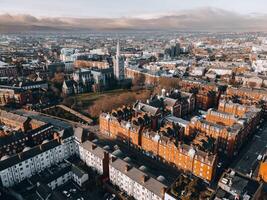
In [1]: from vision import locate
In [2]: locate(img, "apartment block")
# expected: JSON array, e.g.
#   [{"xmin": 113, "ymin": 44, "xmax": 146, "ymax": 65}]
[
  {"xmin": 100, "ymin": 113, "xmax": 217, "ymax": 182},
  {"xmin": 0, "ymin": 123, "xmax": 55, "ymax": 158},
  {"xmin": 215, "ymin": 169, "xmax": 264, "ymax": 200},
  {"xmin": 189, "ymin": 100, "xmax": 261, "ymax": 157},
  {"xmin": 109, "ymin": 157, "xmax": 167, "ymax": 200},
  {"xmin": 78, "ymin": 140, "xmax": 109, "ymax": 177},
  {"xmin": 0, "ymin": 135, "xmax": 75, "ymax": 187}
]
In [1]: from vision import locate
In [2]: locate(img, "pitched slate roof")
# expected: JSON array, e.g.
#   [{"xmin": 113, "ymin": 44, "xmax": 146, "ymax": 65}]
[{"xmin": 110, "ymin": 158, "xmax": 167, "ymax": 198}]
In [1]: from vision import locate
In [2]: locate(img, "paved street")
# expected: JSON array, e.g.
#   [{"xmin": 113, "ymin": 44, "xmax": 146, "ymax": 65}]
[{"xmin": 232, "ymin": 121, "xmax": 267, "ymax": 176}]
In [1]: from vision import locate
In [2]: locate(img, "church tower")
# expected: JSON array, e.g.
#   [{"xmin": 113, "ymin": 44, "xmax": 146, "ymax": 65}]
[{"xmin": 113, "ymin": 40, "xmax": 125, "ymax": 81}]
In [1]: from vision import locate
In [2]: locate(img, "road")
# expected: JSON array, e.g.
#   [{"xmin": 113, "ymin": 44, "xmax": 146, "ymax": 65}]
[{"xmin": 231, "ymin": 121, "xmax": 267, "ymax": 177}]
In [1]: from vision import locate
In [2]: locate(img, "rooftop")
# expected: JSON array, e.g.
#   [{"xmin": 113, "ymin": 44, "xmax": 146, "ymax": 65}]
[{"xmin": 110, "ymin": 157, "xmax": 167, "ymax": 198}]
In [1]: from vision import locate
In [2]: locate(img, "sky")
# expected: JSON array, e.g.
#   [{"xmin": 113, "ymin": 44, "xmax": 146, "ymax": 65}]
[
  {"xmin": 0, "ymin": 0, "xmax": 267, "ymax": 32},
  {"xmin": 0, "ymin": 0, "xmax": 267, "ymax": 18}
]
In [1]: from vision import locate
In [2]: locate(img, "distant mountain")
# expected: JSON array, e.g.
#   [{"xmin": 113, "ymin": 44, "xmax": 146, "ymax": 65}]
[
  {"xmin": 0, "ymin": 8, "xmax": 267, "ymax": 33},
  {"xmin": 0, "ymin": 24, "xmax": 69, "ymax": 33}
]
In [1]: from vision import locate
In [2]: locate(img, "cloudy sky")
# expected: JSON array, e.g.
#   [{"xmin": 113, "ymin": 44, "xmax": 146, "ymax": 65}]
[
  {"xmin": 0, "ymin": 0, "xmax": 267, "ymax": 18},
  {"xmin": 0, "ymin": 0, "xmax": 267, "ymax": 31}
]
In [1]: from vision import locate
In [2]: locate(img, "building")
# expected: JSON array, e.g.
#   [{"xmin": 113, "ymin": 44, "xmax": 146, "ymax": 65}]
[
  {"xmin": 258, "ymin": 155, "xmax": 267, "ymax": 183},
  {"xmin": 30, "ymin": 161, "xmax": 88, "ymax": 190},
  {"xmin": 214, "ymin": 169, "xmax": 264, "ymax": 200},
  {"xmin": 47, "ymin": 62, "xmax": 65, "ymax": 75},
  {"xmin": 178, "ymin": 79, "xmax": 218, "ymax": 110},
  {"xmin": 113, "ymin": 41, "xmax": 125, "ymax": 81},
  {"xmin": 74, "ymin": 60, "xmax": 110, "ymax": 69},
  {"xmin": 100, "ymin": 111, "xmax": 217, "ymax": 182},
  {"xmin": 0, "ymin": 109, "xmax": 31, "ymax": 131},
  {"xmin": 189, "ymin": 100, "xmax": 261, "ymax": 157},
  {"xmin": 0, "ymin": 133, "xmax": 75, "ymax": 187},
  {"xmin": 2, "ymin": 161, "xmax": 88, "ymax": 200},
  {"xmin": 64, "ymin": 61, "xmax": 74, "ymax": 72},
  {"xmin": 164, "ymin": 174, "xmax": 214, "ymax": 200},
  {"xmin": 0, "ymin": 123, "xmax": 54, "ymax": 158},
  {"xmin": 60, "ymin": 48, "xmax": 75, "ymax": 62},
  {"xmin": 109, "ymin": 157, "xmax": 167, "ymax": 200},
  {"xmin": 0, "ymin": 86, "xmax": 30, "ymax": 106},
  {"xmin": 62, "ymin": 79, "xmax": 84, "ymax": 96},
  {"xmin": 190, "ymin": 67, "xmax": 207, "ymax": 77},
  {"xmin": 63, "ymin": 67, "xmax": 114, "ymax": 95},
  {"xmin": 226, "ymin": 87, "xmax": 267, "ymax": 111},
  {"xmin": 0, "ymin": 61, "xmax": 18, "ymax": 77},
  {"xmin": 125, "ymin": 66, "xmax": 160, "ymax": 85},
  {"xmin": 207, "ymin": 67, "xmax": 233, "ymax": 76},
  {"xmin": 18, "ymin": 80, "xmax": 48, "ymax": 90},
  {"xmin": 77, "ymin": 140, "xmax": 109, "ymax": 177}
]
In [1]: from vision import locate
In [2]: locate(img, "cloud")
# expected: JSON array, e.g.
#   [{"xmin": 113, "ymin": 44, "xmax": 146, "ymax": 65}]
[{"xmin": 0, "ymin": 8, "xmax": 267, "ymax": 32}]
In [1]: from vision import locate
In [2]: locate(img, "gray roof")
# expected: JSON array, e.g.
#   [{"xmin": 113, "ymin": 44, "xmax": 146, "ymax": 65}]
[
  {"xmin": 164, "ymin": 115, "xmax": 189, "ymax": 127},
  {"xmin": 163, "ymin": 97, "xmax": 177, "ymax": 107},
  {"xmin": 0, "ymin": 109, "xmax": 29, "ymax": 124},
  {"xmin": 81, "ymin": 141, "xmax": 107, "ymax": 159},
  {"xmin": 74, "ymin": 127, "xmax": 85, "ymax": 143},
  {"xmin": 71, "ymin": 165, "xmax": 87, "ymax": 178},
  {"xmin": 110, "ymin": 158, "xmax": 167, "ymax": 198},
  {"xmin": 0, "ymin": 139, "xmax": 61, "ymax": 171},
  {"xmin": 133, "ymin": 102, "xmax": 160, "ymax": 116}
]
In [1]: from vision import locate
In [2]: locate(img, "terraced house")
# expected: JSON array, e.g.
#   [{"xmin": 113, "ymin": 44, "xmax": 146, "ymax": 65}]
[
  {"xmin": 189, "ymin": 100, "xmax": 261, "ymax": 157},
  {"xmin": 99, "ymin": 90, "xmax": 218, "ymax": 182}
]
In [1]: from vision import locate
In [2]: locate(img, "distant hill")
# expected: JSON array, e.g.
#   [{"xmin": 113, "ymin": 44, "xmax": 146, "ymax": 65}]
[{"xmin": 0, "ymin": 8, "xmax": 267, "ymax": 33}]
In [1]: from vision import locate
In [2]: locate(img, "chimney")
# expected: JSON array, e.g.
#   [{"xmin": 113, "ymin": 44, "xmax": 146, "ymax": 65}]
[
  {"xmin": 125, "ymin": 164, "xmax": 130, "ymax": 172},
  {"xmin": 141, "ymin": 175, "xmax": 149, "ymax": 183},
  {"xmin": 161, "ymin": 187, "xmax": 167, "ymax": 196},
  {"xmin": 92, "ymin": 144, "xmax": 97, "ymax": 150},
  {"xmin": 111, "ymin": 156, "xmax": 117, "ymax": 163},
  {"xmin": 162, "ymin": 88, "xmax": 166, "ymax": 97}
]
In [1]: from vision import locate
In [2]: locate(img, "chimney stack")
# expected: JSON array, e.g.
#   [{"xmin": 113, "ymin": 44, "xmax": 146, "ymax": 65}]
[
  {"xmin": 125, "ymin": 164, "xmax": 130, "ymax": 172},
  {"xmin": 92, "ymin": 144, "xmax": 97, "ymax": 150},
  {"xmin": 141, "ymin": 174, "xmax": 149, "ymax": 183},
  {"xmin": 161, "ymin": 187, "xmax": 167, "ymax": 196},
  {"xmin": 111, "ymin": 156, "xmax": 117, "ymax": 163}
]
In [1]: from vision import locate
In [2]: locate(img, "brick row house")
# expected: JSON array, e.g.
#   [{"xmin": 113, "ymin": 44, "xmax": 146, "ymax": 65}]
[
  {"xmin": 100, "ymin": 112, "xmax": 217, "ymax": 182},
  {"xmin": 188, "ymin": 100, "xmax": 261, "ymax": 157}
]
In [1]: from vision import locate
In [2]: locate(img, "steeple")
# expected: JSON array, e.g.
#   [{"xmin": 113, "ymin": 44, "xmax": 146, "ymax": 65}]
[
  {"xmin": 113, "ymin": 39, "xmax": 124, "ymax": 81},
  {"xmin": 116, "ymin": 40, "xmax": 120, "ymax": 57}
]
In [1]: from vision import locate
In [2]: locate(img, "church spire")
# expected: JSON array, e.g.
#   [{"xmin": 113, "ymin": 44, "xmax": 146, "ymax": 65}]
[{"xmin": 116, "ymin": 40, "xmax": 120, "ymax": 57}]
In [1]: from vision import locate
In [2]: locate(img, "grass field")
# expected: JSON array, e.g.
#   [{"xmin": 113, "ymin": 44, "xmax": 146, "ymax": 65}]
[
  {"xmin": 67, "ymin": 89, "xmax": 131, "ymax": 107},
  {"xmin": 63, "ymin": 89, "xmax": 151, "ymax": 119}
]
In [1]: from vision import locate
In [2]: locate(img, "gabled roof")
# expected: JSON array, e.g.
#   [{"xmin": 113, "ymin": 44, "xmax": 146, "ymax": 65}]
[
  {"xmin": 110, "ymin": 158, "xmax": 167, "ymax": 198},
  {"xmin": 133, "ymin": 102, "xmax": 160, "ymax": 116},
  {"xmin": 0, "ymin": 109, "xmax": 29, "ymax": 124}
]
